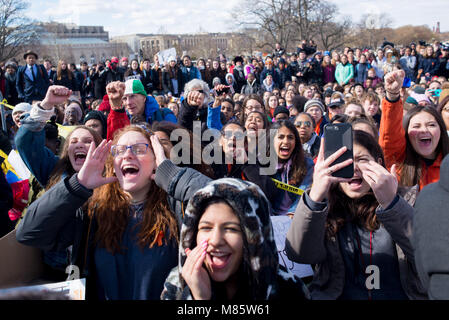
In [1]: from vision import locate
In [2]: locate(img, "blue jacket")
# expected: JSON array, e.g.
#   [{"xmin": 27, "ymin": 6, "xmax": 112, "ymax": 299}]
[
  {"xmin": 271, "ymin": 157, "xmax": 314, "ymax": 215},
  {"xmin": 142, "ymin": 95, "xmax": 177, "ymax": 124},
  {"xmin": 418, "ymin": 57, "xmax": 440, "ymax": 77},
  {"xmin": 354, "ymin": 62, "xmax": 371, "ymax": 84},
  {"xmin": 15, "ymin": 116, "xmax": 58, "ymax": 187},
  {"xmin": 180, "ymin": 65, "xmax": 201, "ymax": 92},
  {"xmin": 16, "ymin": 64, "xmax": 50, "ymax": 103}
]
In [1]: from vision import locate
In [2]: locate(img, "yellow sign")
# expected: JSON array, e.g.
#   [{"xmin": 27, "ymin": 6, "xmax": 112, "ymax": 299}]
[{"xmin": 271, "ymin": 178, "xmax": 305, "ymax": 196}]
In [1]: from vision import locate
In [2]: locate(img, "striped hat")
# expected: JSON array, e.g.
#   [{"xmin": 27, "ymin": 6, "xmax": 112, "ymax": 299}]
[{"xmin": 124, "ymin": 79, "xmax": 147, "ymax": 97}]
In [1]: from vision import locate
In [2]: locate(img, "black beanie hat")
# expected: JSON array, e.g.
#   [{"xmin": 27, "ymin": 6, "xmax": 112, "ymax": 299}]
[
  {"xmin": 273, "ymin": 106, "xmax": 289, "ymax": 118},
  {"xmin": 83, "ymin": 110, "xmax": 107, "ymax": 139}
]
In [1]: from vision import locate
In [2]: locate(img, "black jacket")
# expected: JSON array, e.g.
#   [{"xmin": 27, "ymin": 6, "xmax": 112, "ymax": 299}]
[{"xmin": 53, "ymin": 72, "xmax": 78, "ymax": 91}]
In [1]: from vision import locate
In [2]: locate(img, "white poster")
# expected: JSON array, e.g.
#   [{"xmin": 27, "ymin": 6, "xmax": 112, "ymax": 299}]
[
  {"xmin": 157, "ymin": 48, "xmax": 177, "ymax": 66},
  {"xmin": 7, "ymin": 150, "xmax": 31, "ymax": 180},
  {"xmin": 271, "ymin": 216, "xmax": 314, "ymax": 279},
  {"xmin": 0, "ymin": 278, "xmax": 86, "ymax": 300}
]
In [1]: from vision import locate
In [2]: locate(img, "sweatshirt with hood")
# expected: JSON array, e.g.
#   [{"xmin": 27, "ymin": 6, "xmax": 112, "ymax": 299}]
[{"xmin": 161, "ymin": 178, "xmax": 310, "ymax": 300}]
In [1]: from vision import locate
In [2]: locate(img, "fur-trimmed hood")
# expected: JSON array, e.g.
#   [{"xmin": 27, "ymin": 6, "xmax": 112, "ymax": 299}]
[{"xmin": 161, "ymin": 178, "xmax": 310, "ymax": 300}]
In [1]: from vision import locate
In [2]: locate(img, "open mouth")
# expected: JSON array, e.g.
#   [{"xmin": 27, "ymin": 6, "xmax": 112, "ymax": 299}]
[
  {"xmin": 348, "ymin": 177, "xmax": 363, "ymax": 186},
  {"xmin": 279, "ymin": 146, "xmax": 291, "ymax": 157},
  {"xmin": 121, "ymin": 164, "xmax": 140, "ymax": 178},
  {"xmin": 207, "ymin": 251, "xmax": 231, "ymax": 269},
  {"xmin": 247, "ymin": 123, "xmax": 258, "ymax": 131},
  {"xmin": 347, "ymin": 176, "xmax": 364, "ymax": 190},
  {"xmin": 418, "ymin": 137, "xmax": 432, "ymax": 148},
  {"xmin": 74, "ymin": 152, "xmax": 87, "ymax": 165}
]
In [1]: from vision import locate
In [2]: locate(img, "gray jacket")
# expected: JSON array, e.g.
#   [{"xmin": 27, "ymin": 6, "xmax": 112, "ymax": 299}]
[
  {"xmin": 285, "ymin": 188, "xmax": 427, "ymax": 300},
  {"xmin": 154, "ymin": 159, "xmax": 212, "ymax": 227}
]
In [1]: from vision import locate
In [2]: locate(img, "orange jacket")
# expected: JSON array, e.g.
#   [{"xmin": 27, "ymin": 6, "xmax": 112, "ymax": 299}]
[{"xmin": 379, "ymin": 97, "xmax": 442, "ymax": 189}]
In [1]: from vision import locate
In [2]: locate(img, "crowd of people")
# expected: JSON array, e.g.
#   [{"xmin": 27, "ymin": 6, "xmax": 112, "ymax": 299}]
[{"xmin": 1, "ymin": 37, "xmax": 449, "ymax": 301}]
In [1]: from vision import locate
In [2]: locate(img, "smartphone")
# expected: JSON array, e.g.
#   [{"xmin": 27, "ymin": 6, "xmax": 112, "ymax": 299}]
[
  {"xmin": 323, "ymin": 123, "xmax": 354, "ymax": 178},
  {"xmin": 428, "ymin": 89, "xmax": 441, "ymax": 97}
]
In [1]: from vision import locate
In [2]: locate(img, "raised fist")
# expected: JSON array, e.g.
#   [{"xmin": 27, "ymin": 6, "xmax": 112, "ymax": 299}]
[
  {"xmin": 41, "ymin": 86, "xmax": 73, "ymax": 110},
  {"xmin": 106, "ymin": 81, "xmax": 126, "ymax": 110},
  {"xmin": 384, "ymin": 70, "xmax": 405, "ymax": 95}
]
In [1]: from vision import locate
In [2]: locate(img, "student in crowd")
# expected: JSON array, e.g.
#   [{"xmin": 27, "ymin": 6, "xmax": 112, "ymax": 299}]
[
  {"xmin": 271, "ymin": 120, "xmax": 314, "ymax": 215},
  {"xmin": 53, "ymin": 60, "xmax": 78, "ymax": 92},
  {"xmin": 379, "ymin": 70, "xmax": 449, "ymax": 189},
  {"xmin": 304, "ymin": 99, "xmax": 328, "ymax": 137},
  {"xmin": 294, "ymin": 112, "xmax": 320, "ymax": 160},
  {"xmin": 161, "ymin": 178, "xmax": 310, "ymax": 300},
  {"xmin": 286, "ymin": 130, "xmax": 427, "ymax": 300},
  {"xmin": 17, "ymin": 125, "xmax": 181, "ymax": 299}
]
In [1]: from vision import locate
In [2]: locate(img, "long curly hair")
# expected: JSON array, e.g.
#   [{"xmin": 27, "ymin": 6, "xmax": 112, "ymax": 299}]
[{"xmin": 87, "ymin": 125, "xmax": 178, "ymax": 254}]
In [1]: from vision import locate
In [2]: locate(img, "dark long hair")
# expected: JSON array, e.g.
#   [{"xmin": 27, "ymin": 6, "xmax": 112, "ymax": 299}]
[
  {"xmin": 400, "ymin": 106, "xmax": 449, "ymax": 186},
  {"xmin": 46, "ymin": 126, "xmax": 102, "ymax": 190},
  {"xmin": 326, "ymin": 130, "xmax": 385, "ymax": 237},
  {"xmin": 271, "ymin": 120, "xmax": 308, "ymax": 185}
]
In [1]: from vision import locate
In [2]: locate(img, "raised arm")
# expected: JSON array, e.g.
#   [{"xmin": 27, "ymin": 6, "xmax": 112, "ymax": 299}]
[{"xmin": 378, "ymin": 70, "xmax": 407, "ymax": 170}]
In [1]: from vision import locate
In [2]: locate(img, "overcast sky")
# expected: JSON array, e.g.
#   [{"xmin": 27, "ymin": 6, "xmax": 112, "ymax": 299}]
[{"xmin": 27, "ymin": 0, "xmax": 448, "ymax": 38}]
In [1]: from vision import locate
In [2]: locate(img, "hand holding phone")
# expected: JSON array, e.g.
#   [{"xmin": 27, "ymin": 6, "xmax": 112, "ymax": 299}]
[
  {"xmin": 323, "ymin": 123, "xmax": 354, "ymax": 178},
  {"xmin": 308, "ymin": 135, "xmax": 353, "ymax": 203}
]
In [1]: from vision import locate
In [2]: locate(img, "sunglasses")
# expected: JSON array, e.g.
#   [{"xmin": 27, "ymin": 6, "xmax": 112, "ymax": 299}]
[
  {"xmin": 294, "ymin": 121, "xmax": 312, "ymax": 128},
  {"xmin": 111, "ymin": 143, "xmax": 149, "ymax": 157},
  {"xmin": 222, "ymin": 131, "xmax": 245, "ymax": 141}
]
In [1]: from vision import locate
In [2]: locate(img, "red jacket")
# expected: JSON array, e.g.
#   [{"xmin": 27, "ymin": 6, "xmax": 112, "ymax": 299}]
[
  {"xmin": 107, "ymin": 108, "xmax": 130, "ymax": 141},
  {"xmin": 379, "ymin": 97, "xmax": 442, "ymax": 189}
]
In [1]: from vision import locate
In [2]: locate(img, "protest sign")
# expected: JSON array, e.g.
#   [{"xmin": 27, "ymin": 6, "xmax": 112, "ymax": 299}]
[
  {"xmin": 270, "ymin": 216, "xmax": 314, "ymax": 279},
  {"xmin": 0, "ymin": 278, "xmax": 86, "ymax": 300},
  {"xmin": 157, "ymin": 48, "xmax": 177, "ymax": 66}
]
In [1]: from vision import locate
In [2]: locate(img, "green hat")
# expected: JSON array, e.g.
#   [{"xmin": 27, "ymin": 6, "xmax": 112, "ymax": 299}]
[{"xmin": 124, "ymin": 79, "xmax": 147, "ymax": 96}]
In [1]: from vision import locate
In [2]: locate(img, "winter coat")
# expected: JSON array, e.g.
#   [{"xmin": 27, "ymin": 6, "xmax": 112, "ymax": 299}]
[
  {"xmin": 354, "ymin": 62, "xmax": 371, "ymax": 84},
  {"xmin": 241, "ymin": 79, "xmax": 262, "ymax": 96},
  {"xmin": 53, "ymin": 72, "xmax": 78, "ymax": 91},
  {"xmin": 285, "ymin": 189, "xmax": 427, "ymax": 300},
  {"xmin": 323, "ymin": 65, "xmax": 336, "ymax": 84},
  {"xmin": 271, "ymin": 157, "xmax": 314, "ymax": 215},
  {"xmin": 15, "ymin": 172, "xmax": 179, "ymax": 300},
  {"xmin": 399, "ymin": 56, "xmax": 417, "ymax": 81},
  {"xmin": 335, "ymin": 62, "xmax": 354, "ymax": 86},
  {"xmin": 161, "ymin": 177, "xmax": 310, "ymax": 300},
  {"xmin": 162, "ymin": 67, "xmax": 183, "ymax": 96},
  {"xmin": 180, "ymin": 65, "xmax": 201, "ymax": 92},
  {"xmin": 232, "ymin": 66, "xmax": 246, "ymax": 93},
  {"xmin": 413, "ymin": 154, "xmax": 449, "ymax": 299},
  {"xmin": 418, "ymin": 57, "xmax": 440, "ymax": 77}
]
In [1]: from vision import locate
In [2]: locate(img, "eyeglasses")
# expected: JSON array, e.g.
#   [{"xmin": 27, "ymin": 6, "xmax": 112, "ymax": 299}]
[
  {"xmin": 295, "ymin": 121, "xmax": 312, "ymax": 128},
  {"xmin": 195, "ymin": 89, "xmax": 205, "ymax": 95},
  {"xmin": 222, "ymin": 131, "xmax": 245, "ymax": 141},
  {"xmin": 111, "ymin": 143, "xmax": 149, "ymax": 157}
]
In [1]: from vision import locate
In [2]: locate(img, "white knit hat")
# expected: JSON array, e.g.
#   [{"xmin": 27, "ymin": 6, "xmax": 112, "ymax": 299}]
[{"xmin": 12, "ymin": 102, "xmax": 32, "ymax": 116}]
